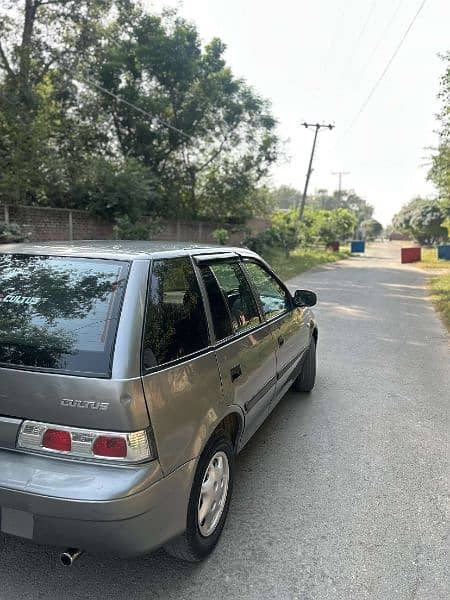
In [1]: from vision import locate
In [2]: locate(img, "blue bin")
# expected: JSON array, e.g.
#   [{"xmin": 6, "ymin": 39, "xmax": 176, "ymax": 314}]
[
  {"xmin": 437, "ymin": 245, "xmax": 450, "ymax": 260},
  {"xmin": 351, "ymin": 240, "xmax": 365, "ymax": 253}
]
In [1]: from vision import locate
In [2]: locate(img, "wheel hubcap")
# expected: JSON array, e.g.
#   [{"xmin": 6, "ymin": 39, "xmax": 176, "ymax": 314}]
[{"xmin": 197, "ymin": 451, "xmax": 230, "ymax": 537}]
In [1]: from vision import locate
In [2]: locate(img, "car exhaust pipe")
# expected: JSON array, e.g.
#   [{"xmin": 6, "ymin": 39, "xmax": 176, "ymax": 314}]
[{"xmin": 60, "ymin": 548, "xmax": 83, "ymax": 567}]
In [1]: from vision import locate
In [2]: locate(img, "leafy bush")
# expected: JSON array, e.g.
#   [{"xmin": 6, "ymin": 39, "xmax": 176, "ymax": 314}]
[
  {"xmin": 243, "ymin": 209, "xmax": 313, "ymax": 256},
  {"xmin": 71, "ymin": 158, "xmax": 162, "ymax": 222},
  {"xmin": 0, "ymin": 221, "xmax": 27, "ymax": 243},
  {"xmin": 212, "ymin": 228, "xmax": 230, "ymax": 245},
  {"xmin": 243, "ymin": 228, "xmax": 279, "ymax": 255},
  {"xmin": 113, "ymin": 215, "xmax": 162, "ymax": 240}
]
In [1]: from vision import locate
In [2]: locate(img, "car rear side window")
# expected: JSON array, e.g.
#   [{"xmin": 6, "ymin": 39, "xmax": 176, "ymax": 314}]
[
  {"xmin": 208, "ymin": 262, "xmax": 261, "ymax": 334},
  {"xmin": 142, "ymin": 257, "xmax": 209, "ymax": 369},
  {"xmin": 0, "ymin": 254, "xmax": 129, "ymax": 377}
]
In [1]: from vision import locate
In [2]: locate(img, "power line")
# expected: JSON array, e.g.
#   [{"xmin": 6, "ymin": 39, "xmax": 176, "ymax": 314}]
[
  {"xmin": 340, "ymin": 0, "xmax": 427, "ymax": 141},
  {"xmin": 337, "ymin": 1, "xmax": 377, "ymax": 84},
  {"xmin": 74, "ymin": 73, "xmax": 193, "ymax": 141},
  {"xmin": 353, "ymin": 0, "xmax": 378, "ymax": 49},
  {"xmin": 321, "ymin": 5, "xmax": 347, "ymax": 82},
  {"xmin": 356, "ymin": 0, "xmax": 404, "ymax": 82}
]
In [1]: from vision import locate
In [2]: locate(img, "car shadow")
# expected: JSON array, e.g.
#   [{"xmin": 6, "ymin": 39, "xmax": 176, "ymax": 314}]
[{"xmin": 0, "ymin": 387, "xmax": 316, "ymax": 600}]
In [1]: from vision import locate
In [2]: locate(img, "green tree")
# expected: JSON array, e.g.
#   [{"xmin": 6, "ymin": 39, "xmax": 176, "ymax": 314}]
[
  {"xmin": 270, "ymin": 210, "xmax": 301, "ymax": 257},
  {"xmin": 360, "ymin": 218, "xmax": 383, "ymax": 240},
  {"xmin": 393, "ymin": 197, "xmax": 447, "ymax": 245},
  {"xmin": 271, "ymin": 185, "xmax": 302, "ymax": 210},
  {"xmin": 427, "ymin": 52, "xmax": 449, "ymax": 203},
  {"xmin": 91, "ymin": 7, "xmax": 279, "ymax": 221},
  {"xmin": 308, "ymin": 189, "xmax": 373, "ymax": 226},
  {"xmin": 311, "ymin": 208, "xmax": 357, "ymax": 244},
  {"xmin": 0, "ymin": 1, "xmax": 111, "ymax": 205},
  {"xmin": 0, "ymin": 2, "xmax": 279, "ymax": 223}
]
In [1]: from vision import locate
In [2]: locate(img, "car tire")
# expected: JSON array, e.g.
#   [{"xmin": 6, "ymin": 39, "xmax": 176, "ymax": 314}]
[
  {"xmin": 164, "ymin": 435, "xmax": 234, "ymax": 562},
  {"xmin": 292, "ymin": 337, "xmax": 316, "ymax": 392}
]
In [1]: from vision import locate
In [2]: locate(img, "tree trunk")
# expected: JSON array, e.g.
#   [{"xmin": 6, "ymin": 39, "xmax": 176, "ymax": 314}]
[{"xmin": 18, "ymin": 0, "xmax": 38, "ymax": 99}]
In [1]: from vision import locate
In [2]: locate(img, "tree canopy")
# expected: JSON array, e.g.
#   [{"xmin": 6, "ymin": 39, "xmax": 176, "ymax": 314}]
[
  {"xmin": 0, "ymin": 1, "xmax": 279, "ymax": 222},
  {"xmin": 392, "ymin": 197, "xmax": 448, "ymax": 245},
  {"xmin": 360, "ymin": 218, "xmax": 383, "ymax": 240},
  {"xmin": 270, "ymin": 186, "xmax": 374, "ymax": 228}
]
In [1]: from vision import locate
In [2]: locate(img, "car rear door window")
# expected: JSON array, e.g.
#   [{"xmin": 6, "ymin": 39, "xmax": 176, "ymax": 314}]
[
  {"xmin": 142, "ymin": 257, "xmax": 209, "ymax": 369},
  {"xmin": 208, "ymin": 262, "xmax": 261, "ymax": 334},
  {"xmin": 243, "ymin": 261, "xmax": 291, "ymax": 319},
  {"xmin": 0, "ymin": 254, "xmax": 129, "ymax": 376}
]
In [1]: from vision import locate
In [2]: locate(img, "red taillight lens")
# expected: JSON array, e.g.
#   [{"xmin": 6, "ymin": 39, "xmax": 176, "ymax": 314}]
[
  {"xmin": 42, "ymin": 429, "xmax": 72, "ymax": 452},
  {"xmin": 93, "ymin": 435, "xmax": 127, "ymax": 458}
]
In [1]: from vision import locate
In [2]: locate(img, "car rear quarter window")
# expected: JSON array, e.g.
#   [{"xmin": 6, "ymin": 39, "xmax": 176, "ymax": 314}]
[
  {"xmin": 0, "ymin": 254, "xmax": 129, "ymax": 376},
  {"xmin": 142, "ymin": 257, "xmax": 209, "ymax": 370}
]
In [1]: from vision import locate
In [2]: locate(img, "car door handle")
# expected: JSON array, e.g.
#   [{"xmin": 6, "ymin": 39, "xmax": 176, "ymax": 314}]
[
  {"xmin": 230, "ymin": 364, "xmax": 242, "ymax": 382},
  {"xmin": 278, "ymin": 336, "xmax": 285, "ymax": 347}
]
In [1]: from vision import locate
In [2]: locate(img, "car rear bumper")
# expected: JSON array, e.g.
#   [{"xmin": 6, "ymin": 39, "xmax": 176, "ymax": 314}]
[{"xmin": 0, "ymin": 449, "xmax": 196, "ymax": 556}]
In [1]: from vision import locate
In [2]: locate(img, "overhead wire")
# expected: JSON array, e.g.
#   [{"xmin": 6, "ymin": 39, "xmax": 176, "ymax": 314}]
[
  {"xmin": 337, "ymin": 0, "xmax": 378, "ymax": 83},
  {"xmin": 337, "ymin": 0, "xmax": 427, "ymax": 143},
  {"xmin": 321, "ymin": 4, "xmax": 348, "ymax": 83},
  {"xmin": 74, "ymin": 72, "xmax": 194, "ymax": 141},
  {"xmin": 349, "ymin": 0, "xmax": 378, "ymax": 61},
  {"xmin": 355, "ymin": 0, "xmax": 405, "ymax": 81}
]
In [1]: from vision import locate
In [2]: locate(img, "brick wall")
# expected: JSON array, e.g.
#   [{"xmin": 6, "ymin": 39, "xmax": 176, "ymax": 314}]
[
  {"xmin": 1, "ymin": 204, "xmax": 269, "ymax": 244},
  {"xmin": 1, "ymin": 205, "xmax": 114, "ymax": 241}
]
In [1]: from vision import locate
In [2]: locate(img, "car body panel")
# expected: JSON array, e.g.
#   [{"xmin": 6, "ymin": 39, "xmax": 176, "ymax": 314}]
[
  {"xmin": 215, "ymin": 327, "xmax": 278, "ymax": 448},
  {"xmin": 141, "ymin": 350, "xmax": 225, "ymax": 475},
  {"xmin": 270, "ymin": 307, "xmax": 310, "ymax": 402},
  {"xmin": 0, "ymin": 451, "xmax": 194, "ymax": 556},
  {"xmin": 0, "ymin": 447, "xmax": 162, "ymax": 502},
  {"xmin": 0, "ymin": 368, "xmax": 150, "ymax": 431}
]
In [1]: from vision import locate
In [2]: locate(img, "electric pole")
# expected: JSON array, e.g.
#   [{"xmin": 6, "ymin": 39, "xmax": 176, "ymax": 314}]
[
  {"xmin": 331, "ymin": 170, "xmax": 350, "ymax": 203},
  {"xmin": 298, "ymin": 122, "xmax": 335, "ymax": 220}
]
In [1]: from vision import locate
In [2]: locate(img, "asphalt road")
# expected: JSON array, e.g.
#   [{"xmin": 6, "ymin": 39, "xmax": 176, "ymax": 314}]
[{"xmin": 1, "ymin": 243, "xmax": 449, "ymax": 599}]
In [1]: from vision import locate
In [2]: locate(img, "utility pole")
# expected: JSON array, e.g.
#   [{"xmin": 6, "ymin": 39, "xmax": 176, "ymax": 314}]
[
  {"xmin": 331, "ymin": 170, "xmax": 350, "ymax": 203},
  {"xmin": 298, "ymin": 122, "xmax": 335, "ymax": 220}
]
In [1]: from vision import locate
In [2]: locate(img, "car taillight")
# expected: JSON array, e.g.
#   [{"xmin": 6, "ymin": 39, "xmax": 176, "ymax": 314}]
[
  {"xmin": 42, "ymin": 429, "xmax": 72, "ymax": 452},
  {"xmin": 93, "ymin": 435, "xmax": 127, "ymax": 458},
  {"xmin": 17, "ymin": 421, "xmax": 156, "ymax": 464}
]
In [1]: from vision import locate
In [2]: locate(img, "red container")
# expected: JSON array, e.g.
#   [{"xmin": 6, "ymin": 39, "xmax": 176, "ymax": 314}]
[
  {"xmin": 326, "ymin": 241, "xmax": 340, "ymax": 252},
  {"xmin": 401, "ymin": 247, "xmax": 421, "ymax": 263}
]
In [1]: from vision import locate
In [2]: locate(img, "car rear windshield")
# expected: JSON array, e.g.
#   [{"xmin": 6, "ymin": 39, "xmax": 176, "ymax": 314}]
[{"xmin": 0, "ymin": 254, "xmax": 129, "ymax": 377}]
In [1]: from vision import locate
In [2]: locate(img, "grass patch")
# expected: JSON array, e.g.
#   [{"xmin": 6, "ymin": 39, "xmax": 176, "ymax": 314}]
[
  {"xmin": 429, "ymin": 272, "xmax": 450, "ymax": 331},
  {"xmin": 262, "ymin": 246, "xmax": 350, "ymax": 280},
  {"xmin": 418, "ymin": 247, "xmax": 450, "ymax": 270}
]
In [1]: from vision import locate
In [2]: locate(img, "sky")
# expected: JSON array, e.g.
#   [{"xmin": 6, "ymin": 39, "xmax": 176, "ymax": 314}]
[{"xmin": 148, "ymin": 0, "xmax": 449, "ymax": 225}]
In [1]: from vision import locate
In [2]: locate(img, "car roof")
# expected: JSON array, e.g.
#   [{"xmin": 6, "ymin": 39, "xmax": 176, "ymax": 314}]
[{"xmin": 0, "ymin": 240, "xmax": 258, "ymax": 261}]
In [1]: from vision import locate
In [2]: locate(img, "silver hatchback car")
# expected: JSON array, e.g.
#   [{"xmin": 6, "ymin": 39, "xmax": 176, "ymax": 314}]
[{"xmin": 0, "ymin": 241, "xmax": 317, "ymax": 563}]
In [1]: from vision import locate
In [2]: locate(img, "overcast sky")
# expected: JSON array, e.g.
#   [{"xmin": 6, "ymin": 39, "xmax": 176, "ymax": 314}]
[{"xmin": 149, "ymin": 0, "xmax": 449, "ymax": 225}]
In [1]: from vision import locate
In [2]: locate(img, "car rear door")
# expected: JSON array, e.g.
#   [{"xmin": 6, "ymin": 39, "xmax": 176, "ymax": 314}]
[
  {"xmin": 242, "ymin": 259, "xmax": 310, "ymax": 404},
  {"xmin": 195, "ymin": 255, "xmax": 277, "ymax": 447}
]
